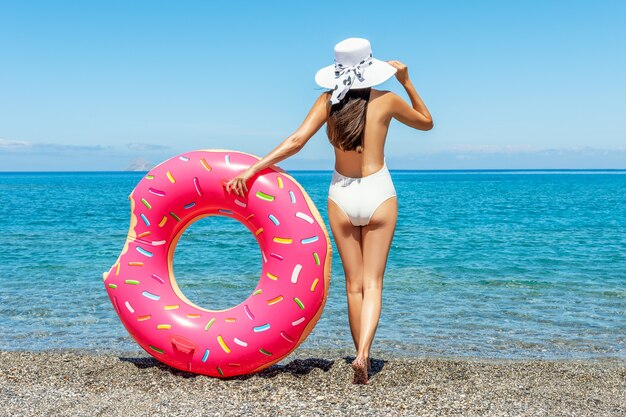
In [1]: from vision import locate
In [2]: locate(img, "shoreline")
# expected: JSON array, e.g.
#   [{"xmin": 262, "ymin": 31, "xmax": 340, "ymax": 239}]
[
  {"xmin": 1, "ymin": 350, "xmax": 624, "ymax": 416},
  {"xmin": 3, "ymin": 346, "xmax": 625, "ymax": 366}
]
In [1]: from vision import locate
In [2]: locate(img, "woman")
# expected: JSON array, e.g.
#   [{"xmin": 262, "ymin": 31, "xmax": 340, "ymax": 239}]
[{"xmin": 225, "ymin": 38, "xmax": 433, "ymax": 384}]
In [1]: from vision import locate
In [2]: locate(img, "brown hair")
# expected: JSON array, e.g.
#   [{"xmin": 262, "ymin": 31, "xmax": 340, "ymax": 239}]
[{"xmin": 326, "ymin": 87, "xmax": 371, "ymax": 153}]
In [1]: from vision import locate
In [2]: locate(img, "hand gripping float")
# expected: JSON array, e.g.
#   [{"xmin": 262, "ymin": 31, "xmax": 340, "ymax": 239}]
[{"xmin": 103, "ymin": 150, "xmax": 332, "ymax": 377}]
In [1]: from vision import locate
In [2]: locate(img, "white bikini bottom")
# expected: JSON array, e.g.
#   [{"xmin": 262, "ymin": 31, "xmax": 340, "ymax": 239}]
[{"xmin": 328, "ymin": 158, "xmax": 397, "ymax": 226}]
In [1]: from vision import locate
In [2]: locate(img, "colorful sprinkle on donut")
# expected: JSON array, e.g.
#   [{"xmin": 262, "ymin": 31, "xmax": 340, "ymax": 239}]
[
  {"xmin": 296, "ymin": 212, "xmax": 314, "ymax": 224},
  {"xmin": 217, "ymin": 335, "xmax": 231, "ymax": 353},
  {"xmin": 273, "ymin": 237, "xmax": 292, "ymax": 244},
  {"xmin": 205, "ymin": 318, "xmax": 216, "ymax": 331},
  {"xmin": 149, "ymin": 188, "xmax": 166, "ymax": 197},
  {"xmin": 142, "ymin": 291, "xmax": 160, "ymax": 301},
  {"xmin": 267, "ymin": 295, "xmax": 284, "ymax": 305},
  {"xmin": 253, "ymin": 323, "xmax": 271, "ymax": 333},
  {"xmin": 234, "ymin": 337, "xmax": 248, "ymax": 347},
  {"xmin": 256, "ymin": 191, "xmax": 275, "ymax": 202},
  {"xmin": 200, "ymin": 158, "xmax": 211, "ymax": 171},
  {"xmin": 291, "ymin": 264, "xmax": 302, "ymax": 284}
]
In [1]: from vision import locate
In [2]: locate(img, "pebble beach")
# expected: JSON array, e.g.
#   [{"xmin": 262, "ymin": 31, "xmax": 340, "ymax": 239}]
[{"xmin": 1, "ymin": 350, "xmax": 624, "ymax": 417}]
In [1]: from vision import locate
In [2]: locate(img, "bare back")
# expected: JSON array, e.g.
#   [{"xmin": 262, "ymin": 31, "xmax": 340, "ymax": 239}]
[{"xmin": 331, "ymin": 89, "xmax": 394, "ymax": 178}]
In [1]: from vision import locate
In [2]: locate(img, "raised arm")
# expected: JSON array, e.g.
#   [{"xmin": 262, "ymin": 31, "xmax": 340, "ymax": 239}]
[
  {"xmin": 387, "ymin": 60, "xmax": 433, "ymax": 131},
  {"xmin": 225, "ymin": 91, "xmax": 330, "ymax": 196}
]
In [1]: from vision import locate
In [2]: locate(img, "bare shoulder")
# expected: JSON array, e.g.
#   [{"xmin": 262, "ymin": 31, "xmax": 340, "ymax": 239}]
[
  {"xmin": 317, "ymin": 90, "xmax": 332, "ymax": 108},
  {"xmin": 372, "ymin": 89, "xmax": 411, "ymax": 111},
  {"xmin": 370, "ymin": 89, "xmax": 399, "ymax": 118},
  {"xmin": 319, "ymin": 90, "xmax": 332, "ymax": 101},
  {"xmin": 370, "ymin": 89, "xmax": 401, "ymax": 109},
  {"xmin": 371, "ymin": 88, "xmax": 394, "ymax": 100}
]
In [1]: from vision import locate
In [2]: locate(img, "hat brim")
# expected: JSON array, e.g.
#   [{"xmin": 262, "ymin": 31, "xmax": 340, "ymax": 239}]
[{"xmin": 314, "ymin": 58, "xmax": 397, "ymax": 89}]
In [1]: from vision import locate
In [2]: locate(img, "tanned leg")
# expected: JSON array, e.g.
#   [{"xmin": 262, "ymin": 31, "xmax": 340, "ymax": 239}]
[
  {"xmin": 327, "ymin": 198, "xmax": 364, "ymax": 353},
  {"xmin": 354, "ymin": 196, "xmax": 398, "ymax": 384}
]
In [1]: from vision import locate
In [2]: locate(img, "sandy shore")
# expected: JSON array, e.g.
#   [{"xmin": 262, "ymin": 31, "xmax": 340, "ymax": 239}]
[{"xmin": 0, "ymin": 350, "xmax": 624, "ymax": 417}]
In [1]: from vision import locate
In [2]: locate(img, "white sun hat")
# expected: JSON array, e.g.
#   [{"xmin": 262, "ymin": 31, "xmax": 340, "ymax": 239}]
[{"xmin": 315, "ymin": 37, "xmax": 397, "ymax": 104}]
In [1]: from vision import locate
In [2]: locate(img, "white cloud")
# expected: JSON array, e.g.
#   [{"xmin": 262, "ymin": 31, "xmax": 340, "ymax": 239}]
[{"xmin": 0, "ymin": 138, "xmax": 32, "ymax": 149}]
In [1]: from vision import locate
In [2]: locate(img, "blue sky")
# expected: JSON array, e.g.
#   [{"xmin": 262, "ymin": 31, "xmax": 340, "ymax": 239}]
[{"xmin": 1, "ymin": 1, "xmax": 625, "ymax": 170}]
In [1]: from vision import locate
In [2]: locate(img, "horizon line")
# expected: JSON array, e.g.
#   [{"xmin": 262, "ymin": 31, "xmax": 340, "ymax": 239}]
[{"xmin": 3, "ymin": 168, "xmax": 626, "ymax": 174}]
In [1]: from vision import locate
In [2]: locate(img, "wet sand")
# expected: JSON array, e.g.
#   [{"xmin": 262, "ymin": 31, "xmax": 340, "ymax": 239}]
[{"xmin": 1, "ymin": 350, "xmax": 624, "ymax": 416}]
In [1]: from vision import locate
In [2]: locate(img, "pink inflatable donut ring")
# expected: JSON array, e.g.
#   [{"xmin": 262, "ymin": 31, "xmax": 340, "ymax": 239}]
[{"xmin": 103, "ymin": 150, "xmax": 332, "ymax": 378}]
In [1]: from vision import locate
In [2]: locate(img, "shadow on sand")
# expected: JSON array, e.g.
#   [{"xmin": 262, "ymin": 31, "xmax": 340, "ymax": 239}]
[
  {"xmin": 343, "ymin": 356, "xmax": 386, "ymax": 378},
  {"xmin": 119, "ymin": 356, "xmax": 335, "ymax": 380}
]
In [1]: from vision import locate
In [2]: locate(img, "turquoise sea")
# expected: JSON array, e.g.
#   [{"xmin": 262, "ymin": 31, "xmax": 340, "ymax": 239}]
[{"xmin": 0, "ymin": 170, "xmax": 624, "ymax": 361}]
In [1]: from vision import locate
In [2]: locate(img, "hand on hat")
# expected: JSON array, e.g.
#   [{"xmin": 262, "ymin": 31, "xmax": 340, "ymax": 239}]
[{"xmin": 387, "ymin": 60, "xmax": 409, "ymax": 85}]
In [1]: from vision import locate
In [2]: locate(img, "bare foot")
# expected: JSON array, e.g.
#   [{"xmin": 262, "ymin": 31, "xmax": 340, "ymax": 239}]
[{"xmin": 351, "ymin": 357, "xmax": 369, "ymax": 385}]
